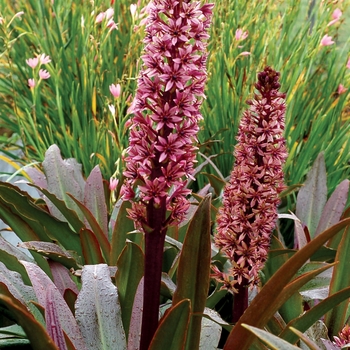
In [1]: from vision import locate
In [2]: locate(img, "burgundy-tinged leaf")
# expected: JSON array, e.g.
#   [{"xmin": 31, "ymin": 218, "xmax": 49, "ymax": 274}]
[
  {"xmin": 127, "ymin": 277, "xmax": 144, "ymax": 350},
  {"xmin": 324, "ymin": 225, "xmax": 350, "ymax": 336},
  {"xmin": 279, "ymin": 213, "xmax": 307, "ymax": 249},
  {"xmin": 68, "ymin": 195, "xmax": 111, "ymax": 262},
  {"xmin": 21, "ymin": 261, "xmax": 87, "ymax": 350},
  {"xmin": 26, "ymin": 167, "xmax": 48, "ymax": 189},
  {"xmin": 49, "ymin": 260, "xmax": 79, "ymax": 296},
  {"xmin": 63, "ymin": 288, "xmax": 78, "ymax": 316},
  {"xmin": 84, "ymin": 166, "xmax": 108, "ymax": 237},
  {"xmin": 75, "ymin": 264, "xmax": 126, "ymax": 350},
  {"xmin": 296, "ymin": 152, "xmax": 327, "ymax": 238},
  {"xmin": 42, "ymin": 144, "xmax": 85, "ymax": 222},
  {"xmin": 19, "ymin": 241, "xmax": 80, "ymax": 270},
  {"xmin": 110, "ymin": 199, "xmax": 135, "ymax": 265},
  {"xmin": 0, "ymin": 262, "xmax": 39, "ymax": 318},
  {"xmin": 79, "ymin": 228, "xmax": 105, "ymax": 265},
  {"xmin": 45, "ymin": 285, "xmax": 68, "ymax": 350},
  {"xmin": 0, "ymin": 287, "xmax": 58, "ymax": 350},
  {"xmin": 315, "ymin": 179, "xmax": 349, "ymax": 237}
]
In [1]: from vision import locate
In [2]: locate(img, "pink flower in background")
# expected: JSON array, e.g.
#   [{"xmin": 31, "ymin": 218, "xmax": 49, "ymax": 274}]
[
  {"xmin": 26, "ymin": 57, "xmax": 39, "ymax": 69},
  {"xmin": 338, "ymin": 84, "xmax": 347, "ymax": 95},
  {"xmin": 327, "ymin": 8, "xmax": 342, "ymax": 26},
  {"xmin": 40, "ymin": 54, "xmax": 51, "ymax": 64},
  {"xmin": 214, "ymin": 67, "xmax": 287, "ymax": 293},
  {"xmin": 105, "ymin": 8, "xmax": 114, "ymax": 20},
  {"xmin": 0, "ymin": 17, "xmax": 4, "ymax": 25},
  {"xmin": 238, "ymin": 51, "xmax": 251, "ymax": 57},
  {"xmin": 107, "ymin": 18, "xmax": 118, "ymax": 30},
  {"xmin": 14, "ymin": 11, "xmax": 24, "ymax": 19},
  {"xmin": 95, "ymin": 11, "xmax": 105, "ymax": 23},
  {"xmin": 235, "ymin": 28, "xmax": 248, "ymax": 41},
  {"xmin": 109, "ymin": 83, "xmax": 121, "ymax": 98},
  {"xmin": 108, "ymin": 104, "xmax": 116, "ymax": 116},
  {"xmin": 320, "ymin": 34, "xmax": 334, "ymax": 46},
  {"xmin": 28, "ymin": 79, "xmax": 35, "ymax": 88},
  {"xmin": 109, "ymin": 178, "xmax": 119, "ymax": 191},
  {"xmin": 130, "ymin": 4, "xmax": 137, "ymax": 19},
  {"xmin": 347, "ymin": 58, "xmax": 350, "ymax": 69},
  {"xmin": 39, "ymin": 69, "xmax": 50, "ymax": 79}
]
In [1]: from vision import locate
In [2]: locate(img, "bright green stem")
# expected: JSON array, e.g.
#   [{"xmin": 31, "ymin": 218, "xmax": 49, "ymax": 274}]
[
  {"xmin": 140, "ymin": 199, "xmax": 167, "ymax": 350},
  {"xmin": 232, "ymin": 282, "xmax": 248, "ymax": 324}
]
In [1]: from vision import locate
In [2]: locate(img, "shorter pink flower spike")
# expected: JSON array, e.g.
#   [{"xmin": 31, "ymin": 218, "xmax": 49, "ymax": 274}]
[
  {"xmin": 346, "ymin": 58, "xmax": 350, "ymax": 70},
  {"xmin": 26, "ymin": 57, "xmax": 39, "ymax": 69},
  {"xmin": 338, "ymin": 84, "xmax": 347, "ymax": 95},
  {"xmin": 28, "ymin": 78, "xmax": 35, "ymax": 88},
  {"xmin": 39, "ymin": 69, "xmax": 50, "ymax": 80},
  {"xmin": 109, "ymin": 83, "xmax": 121, "ymax": 98},
  {"xmin": 327, "ymin": 8, "xmax": 342, "ymax": 26},
  {"xmin": 320, "ymin": 34, "xmax": 334, "ymax": 46}
]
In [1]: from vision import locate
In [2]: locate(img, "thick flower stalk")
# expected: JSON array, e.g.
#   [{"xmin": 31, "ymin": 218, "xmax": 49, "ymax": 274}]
[
  {"xmin": 213, "ymin": 66, "xmax": 287, "ymax": 321},
  {"xmin": 123, "ymin": 0, "xmax": 213, "ymax": 348}
]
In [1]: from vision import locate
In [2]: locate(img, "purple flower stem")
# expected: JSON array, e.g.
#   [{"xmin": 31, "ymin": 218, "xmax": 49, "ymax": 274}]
[
  {"xmin": 140, "ymin": 198, "xmax": 167, "ymax": 350},
  {"xmin": 232, "ymin": 281, "xmax": 248, "ymax": 324}
]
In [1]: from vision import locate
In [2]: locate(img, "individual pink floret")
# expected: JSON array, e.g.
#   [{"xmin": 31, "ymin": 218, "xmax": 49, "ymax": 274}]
[
  {"xmin": 28, "ymin": 78, "xmax": 36, "ymax": 88},
  {"xmin": 327, "ymin": 8, "xmax": 342, "ymax": 26},
  {"xmin": 26, "ymin": 57, "xmax": 39, "ymax": 69},
  {"xmin": 109, "ymin": 83, "xmax": 121, "ymax": 98},
  {"xmin": 40, "ymin": 54, "xmax": 51, "ymax": 64},
  {"xmin": 39, "ymin": 69, "xmax": 50, "ymax": 80},
  {"xmin": 320, "ymin": 34, "xmax": 334, "ymax": 46}
]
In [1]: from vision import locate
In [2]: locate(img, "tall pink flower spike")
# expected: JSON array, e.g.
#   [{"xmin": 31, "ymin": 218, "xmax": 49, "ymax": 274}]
[{"xmin": 123, "ymin": 0, "xmax": 214, "ymax": 232}]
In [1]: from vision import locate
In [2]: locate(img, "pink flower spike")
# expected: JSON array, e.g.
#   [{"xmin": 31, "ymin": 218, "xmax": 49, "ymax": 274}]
[
  {"xmin": 0, "ymin": 17, "xmax": 4, "ymax": 25},
  {"xmin": 28, "ymin": 78, "xmax": 35, "ymax": 88},
  {"xmin": 346, "ymin": 58, "xmax": 350, "ymax": 70},
  {"xmin": 95, "ymin": 12, "xmax": 105, "ymax": 23},
  {"xmin": 337, "ymin": 84, "xmax": 347, "ymax": 95},
  {"xmin": 235, "ymin": 28, "xmax": 248, "ymax": 41},
  {"xmin": 26, "ymin": 57, "xmax": 39, "ymax": 69},
  {"xmin": 320, "ymin": 34, "xmax": 334, "ymax": 46},
  {"xmin": 327, "ymin": 8, "xmax": 342, "ymax": 26},
  {"xmin": 109, "ymin": 83, "xmax": 121, "ymax": 98},
  {"xmin": 109, "ymin": 178, "xmax": 119, "ymax": 191},
  {"xmin": 39, "ymin": 69, "xmax": 50, "ymax": 80},
  {"xmin": 40, "ymin": 54, "xmax": 51, "ymax": 64}
]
